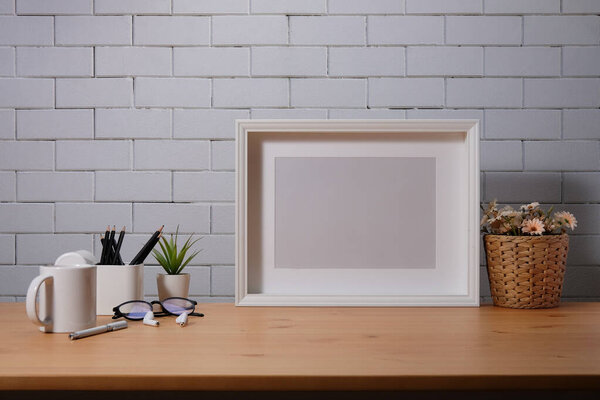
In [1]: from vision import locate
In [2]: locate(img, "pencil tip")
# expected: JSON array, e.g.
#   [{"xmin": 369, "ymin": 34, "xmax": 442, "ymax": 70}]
[
  {"xmin": 159, "ymin": 225, "xmax": 164, "ymax": 232},
  {"xmin": 121, "ymin": 226, "xmax": 126, "ymax": 231},
  {"xmin": 107, "ymin": 225, "xmax": 110, "ymax": 230}
]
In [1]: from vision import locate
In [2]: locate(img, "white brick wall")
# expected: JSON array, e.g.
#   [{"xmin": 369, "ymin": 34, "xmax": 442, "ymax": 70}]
[
  {"xmin": 17, "ymin": 0, "xmax": 93, "ymax": 15},
  {"xmin": 0, "ymin": 2, "xmax": 599, "ymax": 302},
  {"xmin": 17, "ymin": 47, "xmax": 93, "ymax": 77},
  {"xmin": 563, "ymin": 47, "xmax": 600, "ymax": 77},
  {"xmin": 0, "ymin": 78, "xmax": 54, "ymax": 108},
  {"xmin": 0, "ymin": 16, "xmax": 53, "ymax": 46},
  {"xmin": 56, "ymin": 78, "xmax": 132, "ymax": 107},
  {"xmin": 251, "ymin": 0, "xmax": 325, "ymax": 15},
  {"xmin": 447, "ymin": 78, "xmax": 522, "ymax": 108},
  {"xmin": 213, "ymin": 16, "xmax": 287, "ymax": 45},
  {"xmin": 134, "ymin": 140, "xmax": 209, "ymax": 170},
  {"xmin": 406, "ymin": 0, "xmax": 481, "ymax": 14},
  {"xmin": 17, "ymin": 172, "xmax": 94, "ymax": 201},
  {"xmin": 369, "ymin": 78, "xmax": 443, "ymax": 107},
  {"xmin": 447, "ymin": 16, "xmax": 522, "ymax": 45},
  {"xmin": 484, "ymin": 0, "xmax": 560, "ymax": 14},
  {"xmin": 407, "ymin": 47, "xmax": 482, "ymax": 77},
  {"xmin": 524, "ymin": 78, "xmax": 600, "ymax": 108},
  {"xmin": 135, "ymin": 78, "xmax": 210, "ymax": 107},
  {"xmin": 0, "ymin": 172, "xmax": 16, "ymax": 201},
  {"xmin": 96, "ymin": 47, "xmax": 172, "ymax": 77},
  {"xmin": 484, "ymin": 47, "xmax": 560, "ymax": 77},
  {"xmin": 368, "ymin": 16, "xmax": 443, "ymax": 45},
  {"xmin": 95, "ymin": 171, "xmax": 171, "ymax": 201},
  {"xmin": 55, "ymin": 16, "xmax": 131, "ymax": 45},
  {"xmin": 174, "ymin": 0, "xmax": 249, "ymax": 15},
  {"xmin": 0, "ymin": 47, "xmax": 15, "ymax": 76},
  {"xmin": 213, "ymin": 78, "xmax": 288, "ymax": 107},
  {"xmin": 211, "ymin": 205, "xmax": 235, "ymax": 234},
  {"xmin": 0, "ymin": 0, "xmax": 14, "ymax": 14},
  {"xmin": 252, "ymin": 47, "xmax": 325, "ymax": 77},
  {"xmin": 95, "ymin": 109, "xmax": 170, "ymax": 138},
  {"xmin": 16, "ymin": 234, "xmax": 93, "ymax": 264},
  {"xmin": 0, "ymin": 141, "xmax": 54, "ymax": 170},
  {"xmin": 134, "ymin": 16, "xmax": 209, "ymax": 46},
  {"xmin": 291, "ymin": 16, "xmax": 365, "ymax": 45},
  {"xmin": 133, "ymin": 203, "xmax": 210, "ymax": 234},
  {"xmin": 55, "ymin": 203, "xmax": 132, "ymax": 233},
  {"xmin": 562, "ymin": 0, "xmax": 600, "ymax": 13},
  {"xmin": 291, "ymin": 78, "xmax": 366, "ymax": 107},
  {"xmin": 17, "ymin": 110, "xmax": 94, "ymax": 139},
  {"xmin": 174, "ymin": 47, "xmax": 249, "ymax": 77},
  {"xmin": 56, "ymin": 140, "xmax": 130, "ymax": 170},
  {"xmin": 173, "ymin": 172, "xmax": 235, "ymax": 202},
  {"xmin": 524, "ymin": 16, "xmax": 600, "ymax": 45},
  {"xmin": 0, "ymin": 110, "xmax": 14, "ymax": 139},
  {"xmin": 95, "ymin": 0, "xmax": 171, "ymax": 15},
  {"xmin": 329, "ymin": 47, "xmax": 404, "ymax": 77}
]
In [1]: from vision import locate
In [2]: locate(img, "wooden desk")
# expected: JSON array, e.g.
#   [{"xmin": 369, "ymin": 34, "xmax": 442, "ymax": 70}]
[{"xmin": 1, "ymin": 303, "xmax": 599, "ymax": 391}]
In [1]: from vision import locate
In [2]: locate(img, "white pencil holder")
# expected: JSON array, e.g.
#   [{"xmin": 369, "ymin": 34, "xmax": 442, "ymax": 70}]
[{"xmin": 96, "ymin": 264, "xmax": 144, "ymax": 315}]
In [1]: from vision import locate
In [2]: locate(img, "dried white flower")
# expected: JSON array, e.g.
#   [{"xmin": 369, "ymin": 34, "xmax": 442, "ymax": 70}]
[
  {"xmin": 521, "ymin": 218, "xmax": 545, "ymax": 235},
  {"xmin": 554, "ymin": 211, "xmax": 578, "ymax": 230}
]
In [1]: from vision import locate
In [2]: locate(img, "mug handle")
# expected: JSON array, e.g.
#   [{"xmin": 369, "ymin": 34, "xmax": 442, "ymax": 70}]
[{"xmin": 26, "ymin": 275, "xmax": 53, "ymax": 327}]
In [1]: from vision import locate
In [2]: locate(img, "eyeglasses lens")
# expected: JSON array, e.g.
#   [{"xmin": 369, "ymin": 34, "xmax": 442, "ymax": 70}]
[
  {"xmin": 119, "ymin": 302, "xmax": 151, "ymax": 319},
  {"xmin": 162, "ymin": 298, "xmax": 194, "ymax": 315}
]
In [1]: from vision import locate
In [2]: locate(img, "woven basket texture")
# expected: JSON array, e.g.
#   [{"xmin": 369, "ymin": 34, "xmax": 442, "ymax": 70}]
[{"xmin": 484, "ymin": 234, "xmax": 569, "ymax": 309}]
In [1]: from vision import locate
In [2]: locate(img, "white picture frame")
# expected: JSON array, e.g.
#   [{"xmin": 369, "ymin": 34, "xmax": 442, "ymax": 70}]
[{"xmin": 236, "ymin": 120, "xmax": 480, "ymax": 307}]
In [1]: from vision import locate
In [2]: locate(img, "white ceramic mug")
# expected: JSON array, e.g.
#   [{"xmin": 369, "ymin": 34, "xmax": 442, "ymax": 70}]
[{"xmin": 26, "ymin": 265, "xmax": 97, "ymax": 333}]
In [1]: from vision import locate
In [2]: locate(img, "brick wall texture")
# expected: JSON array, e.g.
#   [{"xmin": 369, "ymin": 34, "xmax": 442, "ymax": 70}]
[{"xmin": 0, "ymin": 0, "xmax": 599, "ymax": 303}]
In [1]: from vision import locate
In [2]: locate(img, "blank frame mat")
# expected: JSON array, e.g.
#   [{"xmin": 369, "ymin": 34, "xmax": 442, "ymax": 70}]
[
  {"xmin": 246, "ymin": 131, "xmax": 469, "ymax": 296},
  {"xmin": 274, "ymin": 157, "xmax": 436, "ymax": 269}
]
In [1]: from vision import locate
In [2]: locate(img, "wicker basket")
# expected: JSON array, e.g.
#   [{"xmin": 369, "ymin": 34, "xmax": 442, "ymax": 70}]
[{"xmin": 483, "ymin": 234, "xmax": 569, "ymax": 309}]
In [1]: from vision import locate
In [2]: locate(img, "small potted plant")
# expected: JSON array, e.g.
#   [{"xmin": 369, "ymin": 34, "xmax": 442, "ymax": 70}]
[
  {"xmin": 152, "ymin": 226, "xmax": 202, "ymax": 300},
  {"xmin": 481, "ymin": 201, "xmax": 577, "ymax": 309}
]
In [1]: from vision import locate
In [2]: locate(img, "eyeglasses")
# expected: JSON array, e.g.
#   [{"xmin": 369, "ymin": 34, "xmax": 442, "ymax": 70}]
[{"xmin": 112, "ymin": 297, "xmax": 204, "ymax": 321}]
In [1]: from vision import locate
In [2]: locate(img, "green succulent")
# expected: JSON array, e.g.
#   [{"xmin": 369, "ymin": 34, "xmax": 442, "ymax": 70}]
[{"xmin": 152, "ymin": 226, "xmax": 202, "ymax": 275}]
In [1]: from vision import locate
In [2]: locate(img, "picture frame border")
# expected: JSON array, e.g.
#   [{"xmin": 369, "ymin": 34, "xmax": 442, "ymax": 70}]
[{"xmin": 235, "ymin": 119, "xmax": 480, "ymax": 307}]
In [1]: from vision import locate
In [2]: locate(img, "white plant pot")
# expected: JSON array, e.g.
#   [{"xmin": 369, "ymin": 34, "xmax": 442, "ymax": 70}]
[{"xmin": 156, "ymin": 273, "xmax": 190, "ymax": 300}]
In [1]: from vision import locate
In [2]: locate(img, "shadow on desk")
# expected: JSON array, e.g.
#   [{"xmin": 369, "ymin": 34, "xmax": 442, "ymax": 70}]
[{"xmin": 3, "ymin": 391, "xmax": 600, "ymax": 400}]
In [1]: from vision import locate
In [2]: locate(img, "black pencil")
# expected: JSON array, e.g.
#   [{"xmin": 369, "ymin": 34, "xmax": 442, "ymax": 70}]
[
  {"xmin": 99, "ymin": 235, "xmax": 104, "ymax": 264},
  {"xmin": 107, "ymin": 226, "xmax": 116, "ymax": 264},
  {"xmin": 131, "ymin": 225, "xmax": 163, "ymax": 265},
  {"xmin": 112, "ymin": 226, "xmax": 126, "ymax": 265},
  {"xmin": 100, "ymin": 225, "xmax": 110, "ymax": 264},
  {"xmin": 134, "ymin": 226, "xmax": 163, "ymax": 265},
  {"xmin": 140, "ymin": 232, "xmax": 162, "ymax": 264}
]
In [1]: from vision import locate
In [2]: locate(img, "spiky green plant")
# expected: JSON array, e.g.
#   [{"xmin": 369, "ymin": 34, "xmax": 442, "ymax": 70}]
[{"xmin": 152, "ymin": 226, "xmax": 202, "ymax": 275}]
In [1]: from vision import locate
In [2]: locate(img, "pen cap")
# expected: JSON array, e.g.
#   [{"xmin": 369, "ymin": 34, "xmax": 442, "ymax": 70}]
[{"xmin": 109, "ymin": 320, "xmax": 128, "ymax": 331}]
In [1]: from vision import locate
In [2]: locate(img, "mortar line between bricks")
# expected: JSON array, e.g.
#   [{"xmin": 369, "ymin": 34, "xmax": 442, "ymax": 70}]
[
  {"xmin": 364, "ymin": 15, "xmax": 368, "ymax": 45},
  {"xmin": 170, "ymin": 47, "xmax": 174, "ymax": 77},
  {"xmin": 249, "ymin": 45, "xmax": 253, "ymax": 77},
  {"xmin": 443, "ymin": 15, "xmax": 446, "ymax": 45},
  {"xmin": 520, "ymin": 15, "xmax": 524, "ymax": 45},
  {"xmin": 208, "ymin": 15, "xmax": 212, "ymax": 46},
  {"xmin": 521, "ymin": 140, "xmax": 525, "ymax": 171},
  {"xmin": 130, "ymin": 15, "xmax": 134, "ymax": 46},
  {"xmin": 560, "ymin": 108, "xmax": 564, "ymax": 139}
]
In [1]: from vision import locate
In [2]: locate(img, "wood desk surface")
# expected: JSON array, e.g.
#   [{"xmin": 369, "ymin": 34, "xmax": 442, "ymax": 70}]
[{"xmin": 1, "ymin": 303, "xmax": 599, "ymax": 391}]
